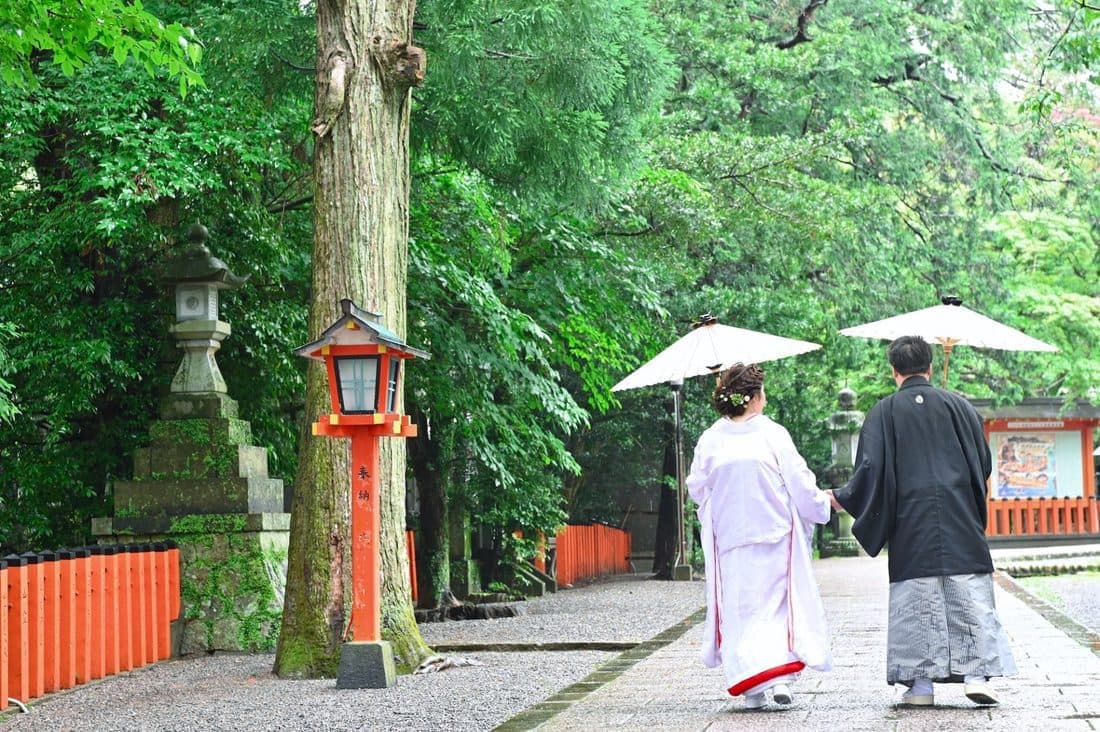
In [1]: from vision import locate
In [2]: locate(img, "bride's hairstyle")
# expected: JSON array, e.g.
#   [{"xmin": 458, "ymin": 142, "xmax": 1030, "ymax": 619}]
[{"xmin": 713, "ymin": 363, "xmax": 764, "ymax": 419}]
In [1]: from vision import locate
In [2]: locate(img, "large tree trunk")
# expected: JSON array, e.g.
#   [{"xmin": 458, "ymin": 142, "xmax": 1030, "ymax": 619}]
[
  {"xmin": 274, "ymin": 0, "xmax": 429, "ymax": 678},
  {"xmin": 651, "ymin": 396, "xmax": 680, "ymax": 580}
]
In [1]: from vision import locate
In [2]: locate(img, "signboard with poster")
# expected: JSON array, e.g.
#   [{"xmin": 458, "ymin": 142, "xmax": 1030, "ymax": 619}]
[
  {"xmin": 972, "ymin": 399, "xmax": 1100, "ymax": 537},
  {"xmin": 991, "ymin": 432, "xmax": 1057, "ymax": 498}
]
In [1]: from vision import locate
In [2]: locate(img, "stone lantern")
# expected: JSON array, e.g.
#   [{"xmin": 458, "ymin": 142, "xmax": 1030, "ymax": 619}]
[
  {"xmin": 823, "ymin": 387, "xmax": 863, "ymax": 557},
  {"xmin": 94, "ymin": 223, "xmax": 289, "ymax": 657},
  {"xmin": 160, "ymin": 222, "xmax": 249, "ymax": 419}
]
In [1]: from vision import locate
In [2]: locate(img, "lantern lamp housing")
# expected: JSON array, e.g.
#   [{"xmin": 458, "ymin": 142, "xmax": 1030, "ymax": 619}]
[{"xmin": 294, "ymin": 299, "xmax": 430, "ymax": 418}]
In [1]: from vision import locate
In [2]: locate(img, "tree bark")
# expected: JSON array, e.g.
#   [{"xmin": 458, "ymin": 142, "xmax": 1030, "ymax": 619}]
[
  {"xmin": 651, "ymin": 396, "xmax": 680, "ymax": 580},
  {"xmin": 274, "ymin": 0, "xmax": 429, "ymax": 677}
]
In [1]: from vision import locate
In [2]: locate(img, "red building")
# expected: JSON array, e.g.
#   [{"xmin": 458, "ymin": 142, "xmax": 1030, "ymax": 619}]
[{"xmin": 971, "ymin": 398, "xmax": 1100, "ymax": 542}]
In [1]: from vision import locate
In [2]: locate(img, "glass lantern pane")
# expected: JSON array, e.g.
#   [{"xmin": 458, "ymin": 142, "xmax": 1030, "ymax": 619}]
[
  {"xmin": 336, "ymin": 356, "xmax": 379, "ymax": 413},
  {"xmin": 386, "ymin": 358, "xmax": 401, "ymax": 412}
]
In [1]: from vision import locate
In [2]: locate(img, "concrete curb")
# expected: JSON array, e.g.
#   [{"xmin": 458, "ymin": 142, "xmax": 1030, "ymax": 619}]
[{"xmin": 994, "ymin": 570, "xmax": 1100, "ymax": 658}]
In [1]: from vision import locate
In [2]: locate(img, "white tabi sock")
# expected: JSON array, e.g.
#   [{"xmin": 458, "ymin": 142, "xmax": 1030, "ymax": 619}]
[{"xmin": 909, "ymin": 678, "xmax": 934, "ymax": 696}]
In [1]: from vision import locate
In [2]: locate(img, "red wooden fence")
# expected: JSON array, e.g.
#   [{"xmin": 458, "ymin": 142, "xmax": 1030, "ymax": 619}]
[
  {"xmin": 986, "ymin": 497, "xmax": 1100, "ymax": 537},
  {"xmin": 1, "ymin": 542, "xmax": 180, "ymax": 709},
  {"xmin": 553, "ymin": 523, "xmax": 632, "ymax": 587}
]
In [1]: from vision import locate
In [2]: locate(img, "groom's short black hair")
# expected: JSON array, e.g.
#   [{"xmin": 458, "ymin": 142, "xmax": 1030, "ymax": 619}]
[{"xmin": 888, "ymin": 336, "xmax": 932, "ymax": 376}]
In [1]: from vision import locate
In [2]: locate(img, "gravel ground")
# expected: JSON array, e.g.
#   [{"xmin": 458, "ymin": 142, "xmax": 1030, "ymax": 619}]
[
  {"xmin": 1014, "ymin": 571, "xmax": 1100, "ymax": 634},
  {"xmin": 0, "ymin": 573, "xmax": 705, "ymax": 732},
  {"xmin": 419, "ymin": 572, "xmax": 705, "ymax": 646}
]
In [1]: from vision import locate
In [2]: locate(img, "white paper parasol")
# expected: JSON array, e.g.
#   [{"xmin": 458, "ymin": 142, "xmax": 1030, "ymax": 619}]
[
  {"xmin": 611, "ymin": 315, "xmax": 822, "ymax": 392},
  {"xmin": 610, "ymin": 314, "xmax": 821, "ymax": 578},
  {"xmin": 839, "ymin": 296, "xmax": 1057, "ymax": 385}
]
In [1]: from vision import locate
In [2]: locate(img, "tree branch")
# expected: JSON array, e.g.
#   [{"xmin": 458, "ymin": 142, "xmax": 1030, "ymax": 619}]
[
  {"xmin": 970, "ymin": 134, "xmax": 1068, "ymax": 184},
  {"xmin": 266, "ymin": 194, "xmax": 314, "ymax": 213},
  {"xmin": 485, "ymin": 49, "xmax": 533, "ymax": 60},
  {"xmin": 718, "ymin": 139, "xmax": 832, "ymax": 181},
  {"xmin": 271, "ymin": 51, "xmax": 314, "ymax": 73},
  {"xmin": 727, "ymin": 177, "xmax": 791, "ymax": 219},
  {"xmin": 591, "ymin": 225, "xmax": 660, "ymax": 238},
  {"xmin": 776, "ymin": 0, "xmax": 829, "ymax": 50}
]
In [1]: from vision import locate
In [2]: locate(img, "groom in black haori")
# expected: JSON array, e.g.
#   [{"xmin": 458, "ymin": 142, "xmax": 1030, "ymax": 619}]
[{"xmin": 827, "ymin": 335, "xmax": 1016, "ymax": 706}]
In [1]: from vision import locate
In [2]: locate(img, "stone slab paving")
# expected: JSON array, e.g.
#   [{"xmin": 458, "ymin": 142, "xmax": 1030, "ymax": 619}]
[{"xmin": 511, "ymin": 556, "xmax": 1100, "ymax": 731}]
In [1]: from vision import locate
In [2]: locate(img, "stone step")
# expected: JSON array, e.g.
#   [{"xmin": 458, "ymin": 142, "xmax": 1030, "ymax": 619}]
[
  {"xmin": 113, "ymin": 476, "xmax": 285, "ymax": 517},
  {"xmin": 148, "ymin": 417, "xmax": 254, "ymax": 447},
  {"xmin": 132, "ymin": 443, "xmax": 270, "ymax": 480}
]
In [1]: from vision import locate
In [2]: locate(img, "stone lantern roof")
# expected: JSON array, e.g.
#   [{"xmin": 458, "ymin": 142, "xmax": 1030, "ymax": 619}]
[{"xmin": 161, "ymin": 223, "xmax": 249, "ymax": 288}]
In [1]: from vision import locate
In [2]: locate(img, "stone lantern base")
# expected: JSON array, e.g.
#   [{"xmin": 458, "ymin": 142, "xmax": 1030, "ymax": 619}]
[{"xmin": 93, "ymin": 393, "xmax": 290, "ymax": 655}]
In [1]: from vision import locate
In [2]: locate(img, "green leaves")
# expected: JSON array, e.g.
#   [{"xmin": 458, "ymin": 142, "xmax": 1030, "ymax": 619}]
[
  {"xmin": 0, "ymin": 1, "xmax": 312, "ymax": 552},
  {"xmin": 414, "ymin": 0, "xmax": 674, "ymax": 206},
  {"xmin": 0, "ymin": 0, "xmax": 203, "ymax": 95}
]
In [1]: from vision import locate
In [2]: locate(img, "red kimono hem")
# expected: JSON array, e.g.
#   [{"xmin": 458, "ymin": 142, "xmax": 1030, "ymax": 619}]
[{"xmin": 727, "ymin": 661, "xmax": 806, "ymax": 696}]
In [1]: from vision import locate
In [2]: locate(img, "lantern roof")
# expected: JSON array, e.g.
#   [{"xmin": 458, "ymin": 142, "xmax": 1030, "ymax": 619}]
[
  {"xmin": 294, "ymin": 298, "xmax": 431, "ymax": 361},
  {"xmin": 161, "ymin": 223, "xmax": 250, "ymax": 288}
]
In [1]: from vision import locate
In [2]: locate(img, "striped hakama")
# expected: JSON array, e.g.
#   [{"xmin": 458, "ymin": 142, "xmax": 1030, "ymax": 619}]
[{"xmin": 887, "ymin": 573, "xmax": 1017, "ymax": 685}]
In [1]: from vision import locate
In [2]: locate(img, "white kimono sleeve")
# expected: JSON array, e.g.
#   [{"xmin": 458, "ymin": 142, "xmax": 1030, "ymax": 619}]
[{"xmin": 773, "ymin": 427, "xmax": 831, "ymax": 526}]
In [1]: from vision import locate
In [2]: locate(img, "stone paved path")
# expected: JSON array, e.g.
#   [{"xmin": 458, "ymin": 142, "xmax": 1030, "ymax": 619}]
[{"xmin": 499, "ymin": 556, "xmax": 1100, "ymax": 731}]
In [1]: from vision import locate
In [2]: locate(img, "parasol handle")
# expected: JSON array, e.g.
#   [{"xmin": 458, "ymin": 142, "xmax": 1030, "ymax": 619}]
[{"xmin": 936, "ymin": 338, "xmax": 959, "ymax": 387}]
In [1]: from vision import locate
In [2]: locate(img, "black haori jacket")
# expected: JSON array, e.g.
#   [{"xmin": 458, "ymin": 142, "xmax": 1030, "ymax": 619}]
[{"xmin": 834, "ymin": 375, "xmax": 994, "ymax": 583}]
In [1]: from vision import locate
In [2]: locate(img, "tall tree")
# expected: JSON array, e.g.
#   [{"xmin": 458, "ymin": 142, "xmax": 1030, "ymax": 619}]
[{"xmin": 274, "ymin": 0, "xmax": 428, "ymax": 676}]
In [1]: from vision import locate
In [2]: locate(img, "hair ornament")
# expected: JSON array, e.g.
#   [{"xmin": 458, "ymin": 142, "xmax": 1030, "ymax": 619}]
[{"xmin": 719, "ymin": 391, "xmax": 751, "ymax": 406}]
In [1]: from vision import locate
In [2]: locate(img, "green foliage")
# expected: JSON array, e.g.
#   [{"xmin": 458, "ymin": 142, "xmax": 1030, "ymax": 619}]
[
  {"xmin": 0, "ymin": 1, "xmax": 311, "ymax": 552},
  {"xmin": 0, "ymin": 322, "xmax": 17, "ymax": 423},
  {"xmin": 0, "ymin": 0, "xmax": 203, "ymax": 95},
  {"xmin": 414, "ymin": 0, "xmax": 675, "ymax": 205}
]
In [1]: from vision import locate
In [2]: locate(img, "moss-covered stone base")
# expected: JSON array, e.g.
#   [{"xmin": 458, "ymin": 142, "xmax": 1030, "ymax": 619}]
[
  {"xmin": 93, "ymin": 392, "xmax": 291, "ymax": 655},
  {"xmin": 94, "ymin": 513, "xmax": 288, "ymax": 655}
]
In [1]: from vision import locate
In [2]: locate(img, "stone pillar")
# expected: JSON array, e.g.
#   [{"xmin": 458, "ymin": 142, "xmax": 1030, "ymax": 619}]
[
  {"xmin": 822, "ymin": 387, "xmax": 863, "ymax": 557},
  {"xmin": 92, "ymin": 224, "xmax": 290, "ymax": 655},
  {"xmin": 448, "ymin": 496, "xmax": 481, "ymax": 599}
]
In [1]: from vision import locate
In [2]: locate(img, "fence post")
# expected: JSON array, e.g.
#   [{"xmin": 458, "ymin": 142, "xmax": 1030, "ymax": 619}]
[
  {"xmin": 70, "ymin": 547, "xmax": 91, "ymax": 685},
  {"xmin": 5, "ymin": 554, "xmax": 28, "ymax": 702},
  {"xmin": 56, "ymin": 549, "xmax": 76, "ymax": 691},
  {"xmin": 127, "ymin": 544, "xmax": 147, "ymax": 668},
  {"xmin": 166, "ymin": 540, "xmax": 180, "ymax": 624},
  {"xmin": 116, "ymin": 545, "xmax": 133, "ymax": 673},
  {"xmin": 141, "ymin": 545, "xmax": 158, "ymax": 666},
  {"xmin": 88, "ymin": 545, "xmax": 106, "ymax": 681},
  {"xmin": 40, "ymin": 551, "xmax": 60, "ymax": 694},
  {"xmin": 153, "ymin": 543, "xmax": 171, "ymax": 661},
  {"xmin": 102, "ymin": 545, "xmax": 120, "ymax": 676},
  {"xmin": 20, "ymin": 552, "xmax": 44, "ymax": 700},
  {"xmin": 0, "ymin": 558, "xmax": 8, "ymax": 710}
]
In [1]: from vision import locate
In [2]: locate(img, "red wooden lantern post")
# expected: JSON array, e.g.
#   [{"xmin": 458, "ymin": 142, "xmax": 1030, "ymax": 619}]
[{"xmin": 296, "ymin": 299, "xmax": 429, "ymax": 689}]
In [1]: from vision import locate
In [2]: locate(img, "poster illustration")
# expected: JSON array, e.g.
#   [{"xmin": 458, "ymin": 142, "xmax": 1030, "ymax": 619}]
[{"xmin": 994, "ymin": 433, "xmax": 1057, "ymax": 498}]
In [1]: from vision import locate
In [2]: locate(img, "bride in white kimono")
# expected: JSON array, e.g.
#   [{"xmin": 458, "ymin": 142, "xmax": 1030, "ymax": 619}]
[{"xmin": 686, "ymin": 363, "xmax": 833, "ymax": 710}]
